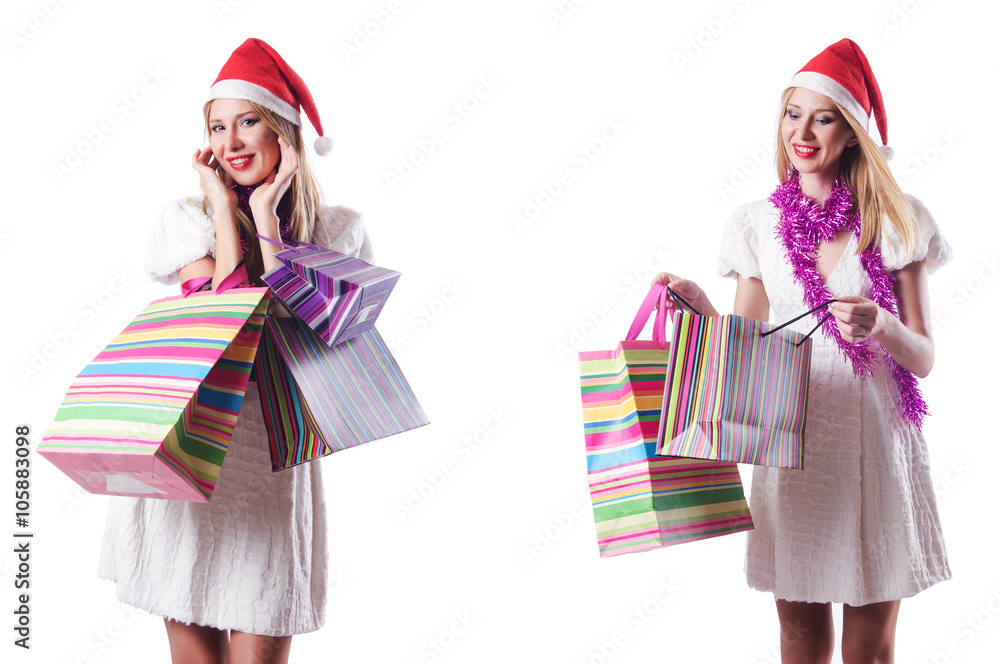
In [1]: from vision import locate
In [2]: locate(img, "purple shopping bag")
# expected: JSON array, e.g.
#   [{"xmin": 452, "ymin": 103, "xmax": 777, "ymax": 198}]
[{"xmin": 259, "ymin": 235, "xmax": 400, "ymax": 347}]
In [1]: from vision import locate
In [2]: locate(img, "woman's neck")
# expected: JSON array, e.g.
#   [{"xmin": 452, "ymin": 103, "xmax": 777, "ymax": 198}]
[{"xmin": 798, "ymin": 170, "xmax": 839, "ymax": 205}]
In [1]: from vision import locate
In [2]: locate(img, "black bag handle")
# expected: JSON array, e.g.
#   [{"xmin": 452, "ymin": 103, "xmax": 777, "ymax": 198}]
[
  {"xmin": 666, "ymin": 288, "xmax": 703, "ymax": 316},
  {"xmin": 761, "ymin": 299, "xmax": 838, "ymax": 347},
  {"xmin": 668, "ymin": 287, "xmax": 836, "ymax": 348}
]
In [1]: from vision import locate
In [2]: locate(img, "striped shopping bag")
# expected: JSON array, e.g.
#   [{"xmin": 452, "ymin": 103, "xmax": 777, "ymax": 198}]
[
  {"xmin": 580, "ymin": 284, "xmax": 754, "ymax": 557},
  {"xmin": 259, "ymin": 235, "xmax": 400, "ymax": 347},
  {"xmin": 39, "ymin": 279, "xmax": 270, "ymax": 501},
  {"xmin": 256, "ymin": 317, "xmax": 428, "ymax": 470},
  {"xmin": 657, "ymin": 293, "xmax": 828, "ymax": 469}
]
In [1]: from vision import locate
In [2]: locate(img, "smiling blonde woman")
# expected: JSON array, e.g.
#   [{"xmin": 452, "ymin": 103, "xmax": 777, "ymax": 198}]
[{"xmin": 98, "ymin": 38, "xmax": 374, "ymax": 664}]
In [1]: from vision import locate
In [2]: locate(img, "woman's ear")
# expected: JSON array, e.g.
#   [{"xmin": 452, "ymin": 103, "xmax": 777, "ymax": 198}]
[{"xmin": 846, "ymin": 133, "xmax": 859, "ymax": 147}]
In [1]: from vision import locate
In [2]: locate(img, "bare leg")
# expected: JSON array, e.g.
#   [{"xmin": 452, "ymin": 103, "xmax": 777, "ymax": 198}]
[
  {"xmin": 163, "ymin": 619, "xmax": 229, "ymax": 664},
  {"xmin": 775, "ymin": 599, "xmax": 835, "ymax": 664},
  {"xmin": 841, "ymin": 600, "xmax": 901, "ymax": 664},
  {"xmin": 229, "ymin": 631, "xmax": 292, "ymax": 664}
]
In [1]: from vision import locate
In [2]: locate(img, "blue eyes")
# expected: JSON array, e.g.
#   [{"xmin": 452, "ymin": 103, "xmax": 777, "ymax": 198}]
[
  {"xmin": 210, "ymin": 118, "xmax": 259, "ymax": 133},
  {"xmin": 785, "ymin": 110, "xmax": 833, "ymax": 125}
]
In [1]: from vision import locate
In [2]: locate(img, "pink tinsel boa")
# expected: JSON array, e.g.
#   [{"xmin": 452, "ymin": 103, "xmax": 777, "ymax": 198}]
[{"xmin": 770, "ymin": 171, "xmax": 928, "ymax": 429}]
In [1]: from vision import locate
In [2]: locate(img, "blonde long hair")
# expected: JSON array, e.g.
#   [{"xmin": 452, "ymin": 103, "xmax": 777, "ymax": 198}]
[
  {"xmin": 201, "ymin": 100, "xmax": 324, "ymax": 274},
  {"xmin": 774, "ymin": 87, "xmax": 916, "ymax": 255}
]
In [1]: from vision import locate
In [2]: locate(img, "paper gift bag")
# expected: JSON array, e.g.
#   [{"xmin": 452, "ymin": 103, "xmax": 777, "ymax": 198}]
[
  {"xmin": 39, "ymin": 283, "xmax": 270, "ymax": 502},
  {"xmin": 580, "ymin": 284, "xmax": 754, "ymax": 558},
  {"xmin": 259, "ymin": 236, "xmax": 400, "ymax": 347},
  {"xmin": 657, "ymin": 293, "xmax": 829, "ymax": 469},
  {"xmin": 256, "ymin": 317, "xmax": 429, "ymax": 471}
]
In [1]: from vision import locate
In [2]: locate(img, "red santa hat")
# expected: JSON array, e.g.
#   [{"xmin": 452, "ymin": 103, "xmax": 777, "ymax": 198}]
[
  {"xmin": 207, "ymin": 38, "xmax": 333, "ymax": 156},
  {"xmin": 788, "ymin": 38, "xmax": 893, "ymax": 160}
]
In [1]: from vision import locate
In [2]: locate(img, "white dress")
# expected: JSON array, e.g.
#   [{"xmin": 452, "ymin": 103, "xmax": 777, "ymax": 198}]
[
  {"xmin": 718, "ymin": 194, "xmax": 952, "ymax": 606},
  {"xmin": 98, "ymin": 196, "xmax": 374, "ymax": 636}
]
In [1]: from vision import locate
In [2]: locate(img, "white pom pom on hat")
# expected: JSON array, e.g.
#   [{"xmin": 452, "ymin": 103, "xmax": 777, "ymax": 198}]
[
  {"xmin": 787, "ymin": 38, "xmax": 894, "ymax": 161},
  {"xmin": 207, "ymin": 38, "xmax": 333, "ymax": 156},
  {"xmin": 314, "ymin": 135, "xmax": 334, "ymax": 156}
]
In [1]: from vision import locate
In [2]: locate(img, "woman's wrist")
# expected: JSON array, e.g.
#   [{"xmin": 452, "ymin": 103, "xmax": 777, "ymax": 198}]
[{"xmin": 252, "ymin": 207, "xmax": 280, "ymax": 235}]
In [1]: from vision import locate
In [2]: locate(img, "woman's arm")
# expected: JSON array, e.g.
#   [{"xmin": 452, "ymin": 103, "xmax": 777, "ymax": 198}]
[
  {"xmin": 249, "ymin": 136, "xmax": 299, "ymax": 275},
  {"xmin": 651, "ymin": 272, "xmax": 769, "ymax": 322},
  {"xmin": 733, "ymin": 275, "xmax": 769, "ymax": 322},
  {"xmin": 190, "ymin": 147, "xmax": 242, "ymax": 289},
  {"xmin": 828, "ymin": 259, "xmax": 935, "ymax": 377},
  {"xmin": 651, "ymin": 272, "xmax": 721, "ymax": 317}
]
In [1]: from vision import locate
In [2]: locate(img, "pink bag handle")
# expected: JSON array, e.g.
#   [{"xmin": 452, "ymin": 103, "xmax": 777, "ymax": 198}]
[
  {"xmin": 180, "ymin": 263, "xmax": 250, "ymax": 297},
  {"xmin": 626, "ymin": 283, "xmax": 671, "ymax": 348}
]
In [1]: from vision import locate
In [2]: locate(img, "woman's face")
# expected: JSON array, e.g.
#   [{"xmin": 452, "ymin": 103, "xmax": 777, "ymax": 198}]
[
  {"xmin": 780, "ymin": 87, "xmax": 858, "ymax": 181},
  {"xmin": 208, "ymin": 98, "xmax": 281, "ymax": 186}
]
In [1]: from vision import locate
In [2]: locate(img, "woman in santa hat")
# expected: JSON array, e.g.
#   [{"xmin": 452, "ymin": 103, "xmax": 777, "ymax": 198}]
[
  {"xmin": 98, "ymin": 38, "xmax": 372, "ymax": 663},
  {"xmin": 655, "ymin": 39, "xmax": 951, "ymax": 663}
]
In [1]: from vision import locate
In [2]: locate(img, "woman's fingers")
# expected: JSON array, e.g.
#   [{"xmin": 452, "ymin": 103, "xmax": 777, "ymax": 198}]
[{"xmin": 829, "ymin": 298, "xmax": 878, "ymax": 343}]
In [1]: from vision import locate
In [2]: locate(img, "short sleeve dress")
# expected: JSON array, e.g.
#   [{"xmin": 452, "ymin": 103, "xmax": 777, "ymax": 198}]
[
  {"xmin": 98, "ymin": 196, "xmax": 374, "ymax": 636},
  {"xmin": 717, "ymin": 194, "xmax": 952, "ymax": 606}
]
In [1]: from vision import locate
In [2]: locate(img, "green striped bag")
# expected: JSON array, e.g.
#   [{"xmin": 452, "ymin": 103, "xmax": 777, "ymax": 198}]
[
  {"xmin": 580, "ymin": 284, "xmax": 754, "ymax": 557},
  {"xmin": 39, "ymin": 285, "xmax": 271, "ymax": 501}
]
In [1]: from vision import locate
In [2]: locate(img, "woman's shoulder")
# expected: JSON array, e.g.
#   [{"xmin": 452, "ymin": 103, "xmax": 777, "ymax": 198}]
[
  {"xmin": 724, "ymin": 198, "xmax": 778, "ymax": 236},
  {"xmin": 881, "ymin": 193, "xmax": 952, "ymax": 273},
  {"xmin": 145, "ymin": 194, "xmax": 216, "ymax": 286},
  {"xmin": 311, "ymin": 204, "xmax": 374, "ymax": 262}
]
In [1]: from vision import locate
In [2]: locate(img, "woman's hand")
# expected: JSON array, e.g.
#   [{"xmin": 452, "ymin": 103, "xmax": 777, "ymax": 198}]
[
  {"xmin": 650, "ymin": 272, "xmax": 718, "ymax": 317},
  {"xmin": 191, "ymin": 147, "xmax": 238, "ymax": 213},
  {"xmin": 829, "ymin": 296, "xmax": 883, "ymax": 344},
  {"xmin": 249, "ymin": 135, "xmax": 298, "ymax": 221}
]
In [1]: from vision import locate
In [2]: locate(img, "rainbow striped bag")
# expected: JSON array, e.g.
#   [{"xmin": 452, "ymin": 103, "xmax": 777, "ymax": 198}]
[
  {"xmin": 256, "ymin": 317, "xmax": 428, "ymax": 471},
  {"xmin": 39, "ymin": 278, "xmax": 270, "ymax": 502},
  {"xmin": 657, "ymin": 293, "xmax": 829, "ymax": 470},
  {"xmin": 580, "ymin": 284, "xmax": 754, "ymax": 557},
  {"xmin": 259, "ymin": 235, "xmax": 400, "ymax": 347}
]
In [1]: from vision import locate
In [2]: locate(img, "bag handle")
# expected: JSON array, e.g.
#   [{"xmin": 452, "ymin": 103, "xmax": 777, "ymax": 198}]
[
  {"xmin": 626, "ymin": 283, "xmax": 671, "ymax": 348},
  {"xmin": 663, "ymin": 285, "xmax": 836, "ymax": 348},
  {"xmin": 760, "ymin": 299, "xmax": 838, "ymax": 347},
  {"xmin": 666, "ymin": 288, "xmax": 703, "ymax": 316},
  {"xmin": 180, "ymin": 262, "xmax": 249, "ymax": 297},
  {"xmin": 256, "ymin": 232, "xmax": 326, "ymax": 254}
]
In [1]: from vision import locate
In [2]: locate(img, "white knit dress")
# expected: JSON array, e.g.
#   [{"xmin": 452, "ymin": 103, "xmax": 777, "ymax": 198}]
[
  {"xmin": 98, "ymin": 196, "xmax": 374, "ymax": 636},
  {"xmin": 718, "ymin": 194, "xmax": 952, "ymax": 606}
]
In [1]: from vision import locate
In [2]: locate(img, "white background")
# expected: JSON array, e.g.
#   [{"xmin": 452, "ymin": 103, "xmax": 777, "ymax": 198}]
[{"xmin": 2, "ymin": 1, "xmax": 997, "ymax": 662}]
